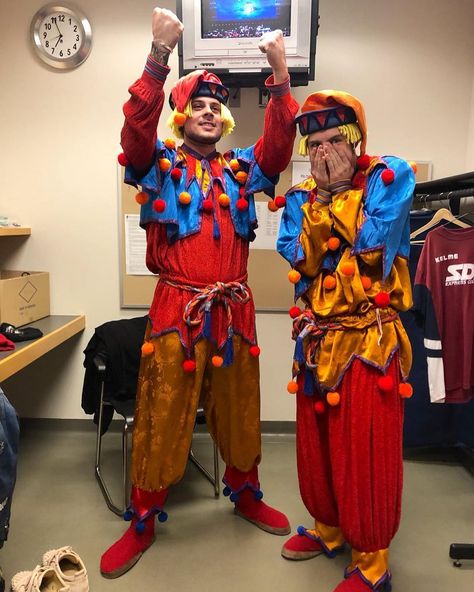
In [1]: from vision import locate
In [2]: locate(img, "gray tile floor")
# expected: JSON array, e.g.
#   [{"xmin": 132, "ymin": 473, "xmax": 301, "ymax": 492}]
[{"xmin": 1, "ymin": 422, "xmax": 473, "ymax": 591}]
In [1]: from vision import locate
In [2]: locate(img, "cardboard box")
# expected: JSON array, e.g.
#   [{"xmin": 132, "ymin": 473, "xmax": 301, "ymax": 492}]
[{"xmin": 0, "ymin": 270, "xmax": 50, "ymax": 327}]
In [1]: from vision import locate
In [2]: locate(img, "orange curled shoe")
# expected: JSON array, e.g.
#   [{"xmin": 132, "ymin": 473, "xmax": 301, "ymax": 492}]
[
  {"xmin": 11, "ymin": 565, "xmax": 69, "ymax": 592},
  {"xmin": 42, "ymin": 546, "xmax": 89, "ymax": 592}
]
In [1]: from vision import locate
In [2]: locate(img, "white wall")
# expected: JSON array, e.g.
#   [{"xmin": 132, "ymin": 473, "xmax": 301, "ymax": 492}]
[{"xmin": 1, "ymin": 0, "xmax": 473, "ymax": 419}]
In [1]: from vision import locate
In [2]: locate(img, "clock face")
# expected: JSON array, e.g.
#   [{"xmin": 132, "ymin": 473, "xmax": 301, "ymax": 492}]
[{"xmin": 31, "ymin": 4, "xmax": 92, "ymax": 69}]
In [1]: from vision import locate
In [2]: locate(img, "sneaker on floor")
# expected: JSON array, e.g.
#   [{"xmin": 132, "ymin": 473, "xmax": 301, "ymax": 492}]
[
  {"xmin": 42, "ymin": 547, "xmax": 88, "ymax": 592},
  {"xmin": 11, "ymin": 565, "xmax": 69, "ymax": 592}
]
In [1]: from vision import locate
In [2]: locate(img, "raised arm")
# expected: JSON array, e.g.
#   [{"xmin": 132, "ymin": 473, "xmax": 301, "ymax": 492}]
[
  {"xmin": 254, "ymin": 30, "xmax": 299, "ymax": 177},
  {"xmin": 121, "ymin": 8, "xmax": 183, "ymax": 175}
]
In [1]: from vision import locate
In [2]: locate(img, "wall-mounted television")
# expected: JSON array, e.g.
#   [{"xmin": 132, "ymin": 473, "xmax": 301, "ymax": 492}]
[{"xmin": 176, "ymin": 0, "xmax": 319, "ymax": 88}]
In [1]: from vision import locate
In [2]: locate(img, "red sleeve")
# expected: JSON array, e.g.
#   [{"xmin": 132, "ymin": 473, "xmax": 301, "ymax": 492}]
[
  {"xmin": 253, "ymin": 76, "xmax": 299, "ymax": 177},
  {"xmin": 120, "ymin": 57, "xmax": 170, "ymax": 175}
]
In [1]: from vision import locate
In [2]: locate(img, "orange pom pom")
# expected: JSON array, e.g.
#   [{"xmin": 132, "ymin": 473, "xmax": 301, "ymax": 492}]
[
  {"xmin": 235, "ymin": 171, "xmax": 248, "ymax": 184},
  {"xmin": 179, "ymin": 191, "xmax": 192, "ymax": 205},
  {"xmin": 399, "ymin": 382, "xmax": 414, "ymax": 398},
  {"xmin": 153, "ymin": 199, "xmax": 166, "ymax": 213},
  {"xmin": 360, "ymin": 276, "xmax": 372, "ymax": 290},
  {"xmin": 183, "ymin": 359, "xmax": 196, "ymax": 373},
  {"xmin": 117, "ymin": 152, "xmax": 129, "ymax": 166},
  {"xmin": 274, "ymin": 195, "xmax": 286, "ymax": 208},
  {"xmin": 135, "ymin": 191, "xmax": 149, "ymax": 205},
  {"xmin": 212, "ymin": 355, "xmax": 224, "ymax": 367},
  {"xmin": 141, "ymin": 342, "xmax": 154, "ymax": 357},
  {"xmin": 287, "ymin": 381, "xmax": 299, "ymax": 394},
  {"xmin": 323, "ymin": 275, "xmax": 337, "ymax": 290},
  {"xmin": 288, "ymin": 269, "xmax": 301, "ymax": 284},
  {"xmin": 314, "ymin": 400, "xmax": 326, "ymax": 414},
  {"xmin": 267, "ymin": 199, "xmax": 279, "ymax": 212},
  {"xmin": 159, "ymin": 158, "xmax": 171, "ymax": 172},
  {"xmin": 170, "ymin": 168, "xmax": 182, "ymax": 181},
  {"xmin": 356, "ymin": 154, "xmax": 371, "ymax": 170},
  {"xmin": 374, "ymin": 291, "xmax": 390, "ymax": 308},
  {"xmin": 326, "ymin": 391, "xmax": 340, "ymax": 406},
  {"xmin": 202, "ymin": 198, "xmax": 214, "ymax": 212},
  {"xmin": 236, "ymin": 197, "xmax": 248, "ymax": 211},
  {"xmin": 163, "ymin": 137, "xmax": 176, "ymax": 150},
  {"xmin": 327, "ymin": 236, "xmax": 341, "ymax": 251},
  {"xmin": 381, "ymin": 169, "xmax": 395, "ymax": 185},
  {"xmin": 378, "ymin": 375, "xmax": 394, "ymax": 392},
  {"xmin": 340, "ymin": 261, "xmax": 355, "ymax": 276},
  {"xmin": 289, "ymin": 306, "xmax": 302, "ymax": 319},
  {"xmin": 174, "ymin": 112, "xmax": 187, "ymax": 126},
  {"xmin": 408, "ymin": 161, "xmax": 417, "ymax": 174},
  {"xmin": 249, "ymin": 345, "xmax": 261, "ymax": 357},
  {"xmin": 218, "ymin": 193, "xmax": 230, "ymax": 207},
  {"xmin": 229, "ymin": 159, "xmax": 240, "ymax": 172}
]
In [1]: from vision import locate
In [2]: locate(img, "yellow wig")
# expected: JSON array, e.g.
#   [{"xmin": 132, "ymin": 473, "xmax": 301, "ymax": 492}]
[
  {"xmin": 167, "ymin": 101, "xmax": 235, "ymax": 139},
  {"xmin": 298, "ymin": 123, "xmax": 362, "ymax": 156}
]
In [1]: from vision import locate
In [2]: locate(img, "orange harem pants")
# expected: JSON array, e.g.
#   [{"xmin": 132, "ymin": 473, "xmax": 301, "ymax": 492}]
[
  {"xmin": 131, "ymin": 330, "xmax": 262, "ymax": 492},
  {"xmin": 296, "ymin": 356, "xmax": 403, "ymax": 586}
]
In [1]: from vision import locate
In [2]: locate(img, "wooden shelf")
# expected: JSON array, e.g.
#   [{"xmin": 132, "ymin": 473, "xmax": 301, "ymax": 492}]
[
  {"xmin": 0, "ymin": 314, "xmax": 85, "ymax": 382},
  {"xmin": 0, "ymin": 227, "xmax": 31, "ymax": 237}
]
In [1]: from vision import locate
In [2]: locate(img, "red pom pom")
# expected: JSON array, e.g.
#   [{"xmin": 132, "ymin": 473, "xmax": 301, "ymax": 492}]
[
  {"xmin": 289, "ymin": 306, "xmax": 302, "ymax": 319},
  {"xmin": 135, "ymin": 191, "xmax": 149, "ymax": 205},
  {"xmin": 183, "ymin": 359, "xmax": 196, "ymax": 373},
  {"xmin": 399, "ymin": 382, "xmax": 414, "ymax": 398},
  {"xmin": 141, "ymin": 342, "xmax": 154, "ymax": 357},
  {"xmin": 202, "ymin": 198, "xmax": 214, "ymax": 212},
  {"xmin": 249, "ymin": 345, "xmax": 261, "ymax": 357},
  {"xmin": 314, "ymin": 400, "xmax": 326, "ymax": 414},
  {"xmin": 356, "ymin": 154, "xmax": 371, "ymax": 170},
  {"xmin": 378, "ymin": 375, "xmax": 394, "ymax": 392},
  {"xmin": 381, "ymin": 169, "xmax": 395, "ymax": 185},
  {"xmin": 153, "ymin": 199, "xmax": 166, "ymax": 213},
  {"xmin": 236, "ymin": 198, "xmax": 248, "ymax": 211},
  {"xmin": 374, "ymin": 291, "xmax": 390, "ymax": 308},
  {"xmin": 117, "ymin": 152, "xmax": 129, "ymax": 167},
  {"xmin": 274, "ymin": 195, "xmax": 286, "ymax": 208},
  {"xmin": 212, "ymin": 355, "xmax": 224, "ymax": 367},
  {"xmin": 170, "ymin": 168, "xmax": 182, "ymax": 181}
]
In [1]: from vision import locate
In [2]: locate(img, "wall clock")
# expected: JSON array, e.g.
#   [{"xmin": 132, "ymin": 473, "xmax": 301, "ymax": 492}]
[{"xmin": 30, "ymin": 3, "xmax": 92, "ymax": 70}]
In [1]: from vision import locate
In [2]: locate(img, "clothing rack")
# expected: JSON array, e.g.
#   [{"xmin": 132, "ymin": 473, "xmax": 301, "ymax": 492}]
[
  {"xmin": 414, "ymin": 171, "xmax": 474, "ymax": 214},
  {"xmin": 412, "ymin": 171, "xmax": 474, "ymax": 566}
]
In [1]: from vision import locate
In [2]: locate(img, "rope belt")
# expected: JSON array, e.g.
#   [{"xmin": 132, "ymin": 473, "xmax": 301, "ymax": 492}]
[
  {"xmin": 292, "ymin": 308, "xmax": 398, "ymax": 370},
  {"xmin": 160, "ymin": 277, "xmax": 250, "ymax": 360}
]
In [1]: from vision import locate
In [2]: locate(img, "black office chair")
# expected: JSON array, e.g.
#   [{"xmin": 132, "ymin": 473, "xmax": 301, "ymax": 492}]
[{"xmin": 82, "ymin": 317, "xmax": 219, "ymax": 517}]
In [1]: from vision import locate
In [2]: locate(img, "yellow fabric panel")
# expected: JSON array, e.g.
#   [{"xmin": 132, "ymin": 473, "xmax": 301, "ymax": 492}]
[{"xmin": 347, "ymin": 549, "xmax": 390, "ymax": 587}]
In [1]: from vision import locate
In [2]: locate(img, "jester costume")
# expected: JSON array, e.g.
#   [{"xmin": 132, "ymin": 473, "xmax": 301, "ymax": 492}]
[
  {"xmin": 277, "ymin": 91, "xmax": 415, "ymax": 591},
  {"xmin": 100, "ymin": 56, "xmax": 298, "ymax": 578}
]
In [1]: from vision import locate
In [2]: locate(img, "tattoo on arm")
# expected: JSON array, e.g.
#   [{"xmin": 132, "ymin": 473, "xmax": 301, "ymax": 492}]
[{"xmin": 150, "ymin": 42, "xmax": 171, "ymax": 66}]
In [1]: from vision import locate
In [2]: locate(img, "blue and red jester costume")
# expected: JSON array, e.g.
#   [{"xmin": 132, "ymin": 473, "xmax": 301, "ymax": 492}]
[
  {"xmin": 101, "ymin": 14, "xmax": 300, "ymax": 579},
  {"xmin": 276, "ymin": 90, "xmax": 416, "ymax": 592}
]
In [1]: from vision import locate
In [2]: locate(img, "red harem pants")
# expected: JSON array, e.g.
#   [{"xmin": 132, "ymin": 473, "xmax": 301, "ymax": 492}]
[{"xmin": 296, "ymin": 355, "xmax": 404, "ymax": 554}]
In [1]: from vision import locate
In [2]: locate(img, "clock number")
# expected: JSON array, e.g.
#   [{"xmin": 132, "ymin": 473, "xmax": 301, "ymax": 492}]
[
  {"xmin": 60, "ymin": 50, "xmax": 63, "ymax": 57},
  {"xmin": 67, "ymin": 49, "xmax": 71, "ymax": 56},
  {"xmin": 43, "ymin": 32, "xmax": 47, "ymax": 38},
  {"xmin": 59, "ymin": 14, "xmax": 65, "ymax": 22},
  {"xmin": 76, "ymin": 34, "xmax": 80, "ymax": 41},
  {"xmin": 45, "ymin": 41, "xmax": 49, "ymax": 48},
  {"xmin": 44, "ymin": 23, "xmax": 52, "ymax": 30},
  {"xmin": 51, "ymin": 47, "xmax": 55, "ymax": 54},
  {"xmin": 74, "ymin": 25, "xmax": 78, "ymax": 32},
  {"xmin": 73, "ymin": 43, "xmax": 77, "ymax": 50}
]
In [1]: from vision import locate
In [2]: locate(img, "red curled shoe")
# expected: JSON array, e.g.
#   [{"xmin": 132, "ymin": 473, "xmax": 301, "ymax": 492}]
[
  {"xmin": 281, "ymin": 532, "xmax": 327, "ymax": 560},
  {"xmin": 100, "ymin": 516, "xmax": 156, "ymax": 579},
  {"xmin": 234, "ymin": 488, "xmax": 290, "ymax": 535},
  {"xmin": 333, "ymin": 573, "xmax": 392, "ymax": 592}
]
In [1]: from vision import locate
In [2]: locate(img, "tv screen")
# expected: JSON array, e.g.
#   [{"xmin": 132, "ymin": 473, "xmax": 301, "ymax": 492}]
[{"xmin": 201, "ymin": 0, "xmax": 291, "ymax": 39}]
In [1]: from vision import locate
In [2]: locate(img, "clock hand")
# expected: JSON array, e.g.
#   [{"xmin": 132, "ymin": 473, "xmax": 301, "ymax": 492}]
[{"xmin": 54, "ymin": 35, "xmax": 63, "ymax": 48}]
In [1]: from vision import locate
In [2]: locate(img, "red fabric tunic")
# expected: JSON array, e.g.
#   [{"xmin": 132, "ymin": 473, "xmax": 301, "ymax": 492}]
[{"xmin": 121, "ymin": 61, "xmax": 298, "ymax": 355}]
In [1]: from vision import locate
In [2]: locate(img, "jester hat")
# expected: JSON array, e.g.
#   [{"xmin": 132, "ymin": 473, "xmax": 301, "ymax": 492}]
[
  {"xmin": 295, "ymin": 90, "xmax": 368, "ymax": 155},
  {"xmin": 169, "ymin": 70, "xmax": 230, "ymax": 111}
]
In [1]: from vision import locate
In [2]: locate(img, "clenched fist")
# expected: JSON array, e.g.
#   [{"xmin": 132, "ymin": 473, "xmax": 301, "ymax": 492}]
[
  {"xmin": 152, "ymin": 7, "xmax": 184, "ymax": 51},
  {"xmin": 258, "ymin": 29, "xmax": 288, "ymax": 83}
]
